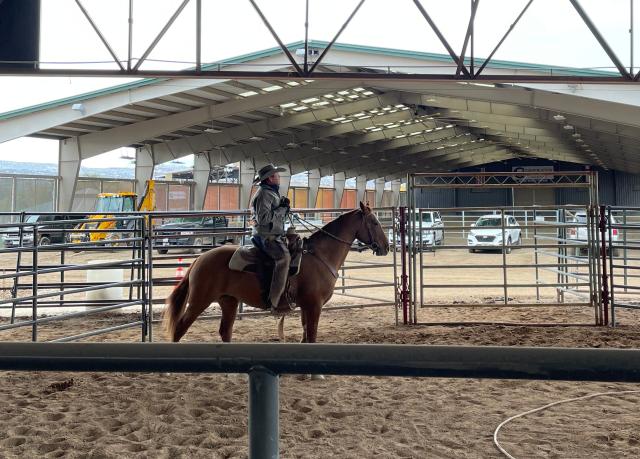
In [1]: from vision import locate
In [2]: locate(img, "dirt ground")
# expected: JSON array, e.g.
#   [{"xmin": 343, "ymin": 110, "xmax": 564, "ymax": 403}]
[{"xmin": 1, "ymin": 244, "xmax": 640, "ymax": 458}]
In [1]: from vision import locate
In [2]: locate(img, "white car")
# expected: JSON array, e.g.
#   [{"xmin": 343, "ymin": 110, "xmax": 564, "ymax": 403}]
[
  {"xmin": 389, "ymin": 211, "xmax": 444, "ymax": 251},
  {"xmin": 467, "ymin": 214, "xmax": 521, "ymax": 253},
  {"xmin": 567, "ymin": 211, "xmax": 619, "ymax": 256}
]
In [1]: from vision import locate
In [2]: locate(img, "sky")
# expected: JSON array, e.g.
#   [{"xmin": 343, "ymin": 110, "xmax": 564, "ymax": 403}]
[{"xmin": 0, "ymin": 0, "xmax": 638, "ymax": 170}]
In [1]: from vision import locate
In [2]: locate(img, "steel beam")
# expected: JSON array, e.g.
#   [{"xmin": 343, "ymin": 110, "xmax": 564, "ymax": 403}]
[
  {"xmin": 334, "ymin": 172, "xmax": 345, "ymax": 207},
  {"xmin": 64, "ymin": 81, "xmax": 352, "ymax": 161},
  {"xmin": 148, "ymin": 93, "xmax": 400, "ymax": 164}
]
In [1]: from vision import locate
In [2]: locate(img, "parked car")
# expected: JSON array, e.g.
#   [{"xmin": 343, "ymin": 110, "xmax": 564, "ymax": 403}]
[
  {"xmin": 467, "ymin": 214, "xmax": 521, "ymax": 253},
  {"xmin": 567, "ymin": 211, "xmax": 619, "ymax": 256},
  {"xmin": 155, "ymin": 216, "xmax": 230, "ymax": 254},
  {"xmin": 389, "ymin": 211, "xmax": 445, "ymax": 252},
  {"xmin": 1, "ymin": 214, "xmax": 79, "ymax": 247}
]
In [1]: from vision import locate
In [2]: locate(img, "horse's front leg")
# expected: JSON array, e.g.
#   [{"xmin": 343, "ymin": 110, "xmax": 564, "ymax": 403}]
[
  {"xmin": 299, "ymin": 308, "xmax": 308, "ymax": 343},
  {"xmin": 304, "ymin": 303, "xmax": 322, "ymax": 344},
  {"xmin": 302, "ymin": 303, "xmax": 325, "ymax": 381}
]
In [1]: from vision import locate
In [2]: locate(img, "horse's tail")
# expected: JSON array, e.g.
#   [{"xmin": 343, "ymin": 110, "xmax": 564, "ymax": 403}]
[{"xmin": 163, "ymin": 265, "xmax": 192, "ymax": 341}]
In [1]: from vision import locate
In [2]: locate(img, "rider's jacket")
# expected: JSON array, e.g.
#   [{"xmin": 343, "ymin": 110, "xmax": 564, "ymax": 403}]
[{"xmin": 250, "ymin": 183, "xmax": 288, "ymax": 237}]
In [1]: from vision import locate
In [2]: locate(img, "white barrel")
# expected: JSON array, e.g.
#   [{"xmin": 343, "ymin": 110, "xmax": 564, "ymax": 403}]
[{"xmin": 86, "ymin": 260, "xmax": 124, "ymax": 306}]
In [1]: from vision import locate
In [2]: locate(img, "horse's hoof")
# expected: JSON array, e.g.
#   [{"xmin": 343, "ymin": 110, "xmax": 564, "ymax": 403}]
[{"xmin": 310, "ymin": 374, "xmax": 325, "ymax": 381}]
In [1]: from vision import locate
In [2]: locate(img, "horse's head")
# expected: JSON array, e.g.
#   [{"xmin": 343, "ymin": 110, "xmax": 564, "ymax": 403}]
[{"xmin": 356, "ymin": 202, "xmax": 389, "ymax": 256}]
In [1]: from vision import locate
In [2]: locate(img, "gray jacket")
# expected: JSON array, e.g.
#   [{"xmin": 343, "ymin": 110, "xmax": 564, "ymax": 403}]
[{"xmin": 250, "ymin": 184, "xmax": 288, "ymax": 237}]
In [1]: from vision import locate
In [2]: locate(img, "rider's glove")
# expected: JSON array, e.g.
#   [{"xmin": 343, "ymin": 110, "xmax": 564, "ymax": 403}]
[{"xmin": 280, "ymin": 196, "xmax": 291, "ymax": 208}]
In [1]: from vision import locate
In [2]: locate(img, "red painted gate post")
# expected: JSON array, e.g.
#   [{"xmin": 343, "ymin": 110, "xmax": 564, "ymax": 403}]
[
  {"xmin": 599, "ymin": 205, "xmax": 609, "ymax": 326},
  {"xmin": 399, "ymin": 206, "xmax": 409, "ymax": 325}
]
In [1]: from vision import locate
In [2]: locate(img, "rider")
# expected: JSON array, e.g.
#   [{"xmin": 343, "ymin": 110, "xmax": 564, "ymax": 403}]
[{"xmin": 250, "ymin": 164, "xmax": 293, "ymax": 313}]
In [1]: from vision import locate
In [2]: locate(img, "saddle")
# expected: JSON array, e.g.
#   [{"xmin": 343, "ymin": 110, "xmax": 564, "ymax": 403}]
[{"xmin": 228, "ymin": 229, "xmax": 304, "ymax": 310}]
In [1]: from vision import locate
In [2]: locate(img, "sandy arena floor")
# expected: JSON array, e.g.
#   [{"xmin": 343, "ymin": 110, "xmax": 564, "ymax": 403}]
[{"xmin": 1, "ymin": 244, "xmax": 640, "ymax": 458}]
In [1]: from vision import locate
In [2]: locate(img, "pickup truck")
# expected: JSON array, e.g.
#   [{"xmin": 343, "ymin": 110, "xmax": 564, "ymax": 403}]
[
  {"xmin": 567, "ymin": 210, "xmax": 619, "ymax": 256},
  {"xmin": 1, "ymin": 214, "xmax": 79, "ymax": 247},
  {"xmin": 155, "ymin": 216, "xmax": 230, "ymax": 254},
  {"xmin": 389, "ymin": 211, "xmax": 445, "ymax": 251}
]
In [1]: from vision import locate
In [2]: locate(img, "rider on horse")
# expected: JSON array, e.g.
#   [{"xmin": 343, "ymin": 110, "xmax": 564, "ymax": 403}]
[{"xmin": 250, "ymin": 164, "xmax": 294, "ymax": 313}]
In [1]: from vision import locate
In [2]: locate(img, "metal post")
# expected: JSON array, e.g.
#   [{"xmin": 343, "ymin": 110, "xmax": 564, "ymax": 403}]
[
  {"xmin": 599, "ymin": 205, "xmax": 609, "ymax": 326},
  {"xmin": 392, "ymin": 207, "xmax": 399, "ymax": 326},
  {"xmin": 533, "ymin": 208, "xmax": 540, "ymax": 301},
  {"xmin": 10, "ymin": 211, "xmax": 26, "ymax": 324},
  {"xmin": 147, "ymin": 215, "xmax": 154, "ymax": 341},
  {"xmin": 195, "ymin": 0, "xmax": 201, "ymax": 72},
  {"xmin": 59, "ymin": 240, "xmax": 65, "ymax": 307},
  {"xmin": 127, "ymin": 0, "xmax": 133, "ymax": 71},
  {"xmin": 248, "ymin": 367, "xmax": 279, "ymax": 459},
  {"xmin": 607, "ymin": 207, "xmax": 616, "ymax": 326},
  {"xmin": 623, "ymin": 210, "xmax": 628, "ymax": 291},
  {"xmin": 141, "ymin": 217, "xmax": 148, "ymax": 341},
  {"xmin": 419, "ymin": 209, "xmax": 424, "ymax": 308},
  {"xmin": 399, "ymin": 206, "xmax": 409, "ymax": 325},
  {"xmin": 32, "ymin": 226, "xmax": 38, "ymax": 342},
  {"xmin": 500, "ymin": 208, "xmax": 508, "ymax": 305}
]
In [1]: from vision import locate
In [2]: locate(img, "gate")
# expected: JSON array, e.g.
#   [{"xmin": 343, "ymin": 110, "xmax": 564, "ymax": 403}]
[
  {"xmin": 401, "ymin": 171, "xmax": 603, "ymax": 325},
  {"xmin": 604, "ymin": 206, "xmax": 640, "ymax": 326}
]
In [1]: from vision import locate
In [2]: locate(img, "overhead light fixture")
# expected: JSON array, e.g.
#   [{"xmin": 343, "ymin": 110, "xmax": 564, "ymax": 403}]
[
  {"xmin": 553, "ymin": 114, "xmax": 566, "ymax": 121},
  {"xmin": 572, "ymin": 132, "xmax": 581, "ymax": 138},
  {"xmin": 563, "ymin": 124, "xmax": 574, "ymax": 130},
  {"xmin": 311, "ymin": 145, "xmax": 322, "ymax": 151}
]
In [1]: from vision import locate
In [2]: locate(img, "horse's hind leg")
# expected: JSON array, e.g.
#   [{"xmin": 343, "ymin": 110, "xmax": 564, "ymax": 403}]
[
  {"xmin": 219, "ymin": 295, "xmax": 239, "ymax": 342},
  {"xmin": 172, "ymin": 294, "xmax": 211, "ymax": 342}
]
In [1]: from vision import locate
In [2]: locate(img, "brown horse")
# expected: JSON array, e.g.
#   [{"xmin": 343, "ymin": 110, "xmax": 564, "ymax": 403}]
[{"xmin": 163, "ymin": 202, "xmax": 389, "ymax": 343}]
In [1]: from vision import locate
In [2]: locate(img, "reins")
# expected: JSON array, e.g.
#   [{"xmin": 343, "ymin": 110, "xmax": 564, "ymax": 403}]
[{"xmin": 292, "ymin": 212, "xmax": 378, "ymax": 252}]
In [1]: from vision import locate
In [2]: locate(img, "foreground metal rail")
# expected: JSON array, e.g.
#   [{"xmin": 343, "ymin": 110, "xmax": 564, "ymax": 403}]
[{"xmin": 2, "ymin": 343, "xmax": 640, "ymax": 458}]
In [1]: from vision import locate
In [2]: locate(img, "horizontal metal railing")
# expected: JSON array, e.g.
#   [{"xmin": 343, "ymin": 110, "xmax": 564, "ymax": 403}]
[{"xmin": 2, "ymin": 342, "xmax": 640, "ymax": 458}]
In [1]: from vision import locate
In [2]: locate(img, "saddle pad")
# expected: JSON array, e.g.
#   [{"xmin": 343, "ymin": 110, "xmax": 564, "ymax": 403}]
[
  {"xmin": 228, "ymin": 245, "xmax": 260, "ymax": 272},
  {"xmin": 228, "ymin": 244, "xmax": 302, "ymax": 276}
]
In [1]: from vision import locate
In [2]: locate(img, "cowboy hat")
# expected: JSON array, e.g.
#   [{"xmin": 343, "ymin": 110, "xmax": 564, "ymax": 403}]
[{"xmin": 253, "ymin": 164, "xmax": 287, "ymax": 183}]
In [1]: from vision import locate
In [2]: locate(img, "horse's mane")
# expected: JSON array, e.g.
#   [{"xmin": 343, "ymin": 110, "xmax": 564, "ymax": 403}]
[{"xmin": 308, "ymin": 208, "xmax": 361, "ymax": 241}]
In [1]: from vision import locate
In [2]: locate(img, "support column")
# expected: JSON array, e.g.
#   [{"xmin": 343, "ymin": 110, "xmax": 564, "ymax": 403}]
[
  {"xmin": 334, "ymin": 172, "xmax": 345, "ymax": 208},
  {"xmin": 356, "ymin": 175, "xmax": 367, "ymax": 204},
  {"xmin": 135, "ymin": 146, "xmax": 155, "ymax": 205},
  {"xmin": 279, "ymin": 165, "xmax": 291, "ymax": 200},
  {"xmin": 307, "ymin": 169, "xmax": 321, "ymax": 208},
  {"xmin": 374, "ymin": 177, "xmax": 385, "ymax": 207},
  {"xmin": 192, "ymin": 152, "xmax": 211, "ymax": 211},
  {"xmin": 58, "ymin": 138, "xmax": 81, "ymax": 212},
  {"xmin": 391, "ymin": 180, "xmax": 402, "ymax": 207},
  {"xmin": 240, "ymin": 159, "xmax": 257, "ymax": 209}
]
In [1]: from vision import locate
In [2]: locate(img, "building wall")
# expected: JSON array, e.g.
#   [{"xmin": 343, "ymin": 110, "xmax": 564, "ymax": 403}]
[
  {"xmin": 204, "ymin": 184, "xmax": 240, "ymax": 210},
  {"xmin": 341, "ymin": 189, "xmax": 357, "ymax": 208},
  {"xmin": 316, "ymin": 188, "xmax": 334, "ymax": 208}
]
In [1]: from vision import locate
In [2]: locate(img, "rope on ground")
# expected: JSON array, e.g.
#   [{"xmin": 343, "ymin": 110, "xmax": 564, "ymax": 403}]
[{"xmin": 494, "ymin": 389, "xmax": 640, "ymax": 459}]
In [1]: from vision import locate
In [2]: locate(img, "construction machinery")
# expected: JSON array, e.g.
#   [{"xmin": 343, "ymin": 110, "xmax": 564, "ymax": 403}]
[{"xmin": 70, "ymin": 180, "xmax": 155, "ymax": 244}]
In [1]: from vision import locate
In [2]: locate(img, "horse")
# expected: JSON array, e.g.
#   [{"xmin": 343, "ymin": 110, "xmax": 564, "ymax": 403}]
[{"xmin": 163, "ymin": 202, "xmax": 389, "ymax": 344}]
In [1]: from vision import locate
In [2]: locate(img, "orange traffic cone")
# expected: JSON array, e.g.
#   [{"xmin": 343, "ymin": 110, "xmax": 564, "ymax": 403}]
[{"xmin": 175, "ymin": 258, "xmax": 185, "ymax": 280}]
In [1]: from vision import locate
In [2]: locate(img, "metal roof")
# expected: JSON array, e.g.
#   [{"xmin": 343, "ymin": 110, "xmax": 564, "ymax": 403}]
[{"xmin": 1, "ymin": 41, "xmax": 639, "ymax": 179}]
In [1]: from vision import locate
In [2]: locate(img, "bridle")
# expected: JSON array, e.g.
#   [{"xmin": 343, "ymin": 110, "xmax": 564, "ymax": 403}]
[{"xmin": 292, "ymin": 211, "xmax": 381, "ymax": 253}]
